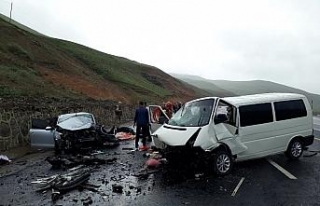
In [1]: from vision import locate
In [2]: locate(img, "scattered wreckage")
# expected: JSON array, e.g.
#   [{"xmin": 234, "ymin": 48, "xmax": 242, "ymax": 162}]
[
  {"xmin": 32, "ymin": 166, "xmax": 92, "ymax": 202},
  {"xmin": 30, "ymin": 112, "xmax": 120, "ymax": 153},
  {"xmin": 31, "ymin": 148, "xmax": 163, "ymax": 203}
]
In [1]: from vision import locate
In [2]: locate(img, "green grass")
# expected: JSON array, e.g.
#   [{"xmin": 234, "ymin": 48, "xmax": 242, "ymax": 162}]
[
  {"xmin": 51, "ymin": 39, "xmax": 172, "ymax": 97},
  {"xmin": 0, "ymin": 16, "xmax": 205, "ymax": 103},
  {"xmin": 7, "ymin": 43, "xmax": 32, "ymax": 60},
  {"xmin": 0, "ymin": 65, "xmax": 81, "ymax": 98}
]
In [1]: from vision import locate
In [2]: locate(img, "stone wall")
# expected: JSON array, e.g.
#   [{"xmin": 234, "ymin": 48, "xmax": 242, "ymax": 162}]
[{"xmin": 0, "ymin": 97, "xmax": 135, "ymax": 151}]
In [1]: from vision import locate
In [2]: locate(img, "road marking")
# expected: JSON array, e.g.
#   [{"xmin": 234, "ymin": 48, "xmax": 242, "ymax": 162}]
[
  {"xmin": 315, "ymin": 138, "xmax": 320, "ymax": 142},
  {"xmin": 267, "ymin": 159, "xmax": 297, "ymax": 180},
  {"xmin": 231, "ymin": 177, "xmax": 245, "ymax": 197}
]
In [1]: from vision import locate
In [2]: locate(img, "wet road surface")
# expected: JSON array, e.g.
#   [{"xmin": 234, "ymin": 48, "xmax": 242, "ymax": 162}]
[{"xmin": 0, "ymin": 120, "xmax": 320, "ymax": 206}]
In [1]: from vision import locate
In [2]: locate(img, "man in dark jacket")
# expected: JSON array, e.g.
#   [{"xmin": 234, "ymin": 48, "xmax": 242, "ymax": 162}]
[{"xmin": 134, "ymin": 101, "xmax": 149, "ymax": 150}]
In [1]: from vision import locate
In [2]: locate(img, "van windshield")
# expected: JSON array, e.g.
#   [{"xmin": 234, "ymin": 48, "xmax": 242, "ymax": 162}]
[{"xmin": 168, "ymin": 99, "xmax": 215, "ymax": 127}]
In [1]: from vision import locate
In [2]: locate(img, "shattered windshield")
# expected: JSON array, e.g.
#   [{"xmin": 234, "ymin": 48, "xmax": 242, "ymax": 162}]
[
  {"xmin": 57, "ymin": 113, "xmax": 95, "ymax": 131},
  {"xmin": 168, "ymin": 99, "xmax": 215, "ymax": 127}
]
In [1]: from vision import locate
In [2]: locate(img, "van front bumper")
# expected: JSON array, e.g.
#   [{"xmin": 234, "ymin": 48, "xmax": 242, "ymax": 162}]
[
  {"xmin": 303, "ymin": 135, "xmax": 314, "ymax": 146},
  {"xmin": 162, "ymin": 146, "xmax": 206, "ymax": 161}
]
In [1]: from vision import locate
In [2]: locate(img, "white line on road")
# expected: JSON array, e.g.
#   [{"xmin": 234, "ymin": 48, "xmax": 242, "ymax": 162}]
[
  {"xmin": 267, "ymin": 159, "xmax": 297, "ymax": 180},
  {"xmin": 231, "ymin": 177, "xmax": 245, "ymax": 197},
  {"xmin": 315, "ymin": 138, "xmax": 320, "ymax": 142}
]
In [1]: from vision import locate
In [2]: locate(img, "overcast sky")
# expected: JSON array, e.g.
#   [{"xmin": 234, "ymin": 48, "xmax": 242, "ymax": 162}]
[{"xmin": 1, "ymin": 0, "xmax": 320, "ymax": 94}]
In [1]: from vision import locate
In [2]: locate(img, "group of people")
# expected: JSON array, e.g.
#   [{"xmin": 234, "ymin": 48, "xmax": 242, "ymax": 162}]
[
  {"xmin": 133, "ymin": 100, "xmax": 183, "ymax": 151},
  {"xmin": 162, "ymin": 101, "xmax": 182, "ymax": 118},
  {"xmin": 113, "ymin": 100, "xmax": 182, "ymax": 151}
]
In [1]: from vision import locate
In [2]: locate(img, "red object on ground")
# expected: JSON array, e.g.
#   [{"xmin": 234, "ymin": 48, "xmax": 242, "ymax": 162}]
[
  {"xmin": 145, "ymin": 158, "xmax": 161, "ymax": 168},
  {"xmin": 115, "ymin": 132, "xmax": 135, "ymax": 140},
  {"xmin": 139, "ymin": 145, "xmax": 149, "ymax": 151}
]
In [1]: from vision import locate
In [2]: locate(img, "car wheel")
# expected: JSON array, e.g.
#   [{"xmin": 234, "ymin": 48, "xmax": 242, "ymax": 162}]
[
  {"xmin": 212, "ymin": 150, "xmax": 233, "ymax": 176},
  {"xmin": 286, "ymin": 138, "xmax": 303, "ymax": 160}
]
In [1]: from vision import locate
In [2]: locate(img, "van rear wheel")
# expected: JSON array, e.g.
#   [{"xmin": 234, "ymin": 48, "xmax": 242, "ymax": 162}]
[
  {"xmin": 212, "ymin": 150, "xmax": 233, "ymax": 176},
  {"xmin": 286, "ymin": 139, "xmax": 303, "ymax": 160}
]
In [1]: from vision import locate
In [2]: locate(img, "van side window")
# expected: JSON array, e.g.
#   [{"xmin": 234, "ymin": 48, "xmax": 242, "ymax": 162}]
[
  {"xmin": 216, "ymin": 101, "xmax": 237, "ymax": 127},
  {"xmin": 274, "ymin": 99, "xmax": 307, "ymax": 121},
  {"xmin": 239, "ymin": 103, "xmax": 273, "ymax": 127}
]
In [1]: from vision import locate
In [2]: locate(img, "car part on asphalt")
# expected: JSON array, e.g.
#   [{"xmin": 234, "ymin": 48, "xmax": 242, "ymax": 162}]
[
  {"xmin": 303, "ymin": 149, "xmax": 320, "ymax": 157},
  {"xmin": 46, "ymin": 154, "xmax": 117, "ymax": 168},
  {"xmin": 0, "ymin": 155, "xmax": 11, "ymax": 165},
  {"xmin": 32, "ymin": 167, "xmax": 91, "ymax": 202},
  {"xmin": 31, "ymin": 168, "xmax": 90, "ymax": 202}
]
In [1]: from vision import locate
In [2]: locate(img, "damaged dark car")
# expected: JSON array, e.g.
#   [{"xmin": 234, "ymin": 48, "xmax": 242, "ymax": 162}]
[{"xmin": 30, "ymin": 112, "xmax": 119, "ymax": 153}]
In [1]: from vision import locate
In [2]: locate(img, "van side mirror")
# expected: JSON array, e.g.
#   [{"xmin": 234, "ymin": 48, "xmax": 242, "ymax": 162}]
[{"xmin": 214, "ymin": 114, "xmax": 228, "ymax": 124}]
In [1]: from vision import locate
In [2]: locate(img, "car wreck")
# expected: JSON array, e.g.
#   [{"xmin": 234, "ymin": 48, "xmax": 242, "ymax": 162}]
[
  {"xmin": 30, "ymin": 112, "xmax": 119, "ymax": 153},
  {"xmin": 150, "ymin": 93, "xmax": 314, "ymax": 176}
]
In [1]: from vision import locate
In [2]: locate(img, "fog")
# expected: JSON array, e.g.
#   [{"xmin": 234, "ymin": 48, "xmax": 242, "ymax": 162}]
[{"xmin": 1, "ymin": 0, "xmax": 320, "ymax": 94}]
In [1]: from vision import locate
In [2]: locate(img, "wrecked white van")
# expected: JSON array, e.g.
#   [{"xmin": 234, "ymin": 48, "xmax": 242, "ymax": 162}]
[{"xmin": 151, "ymin": 93, "xmax": 314, "ymax": 176}]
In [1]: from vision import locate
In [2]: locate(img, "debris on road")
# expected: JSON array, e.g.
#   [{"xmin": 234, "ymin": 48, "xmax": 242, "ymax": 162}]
[
  {"xmin": 112, "ymin": 184, "xmax": 123, "ymax": 193},
  {"xmin": 81, "ymin": 196, "xmax": 93, "ymax": 206},
  {"xmin": 145, "ymin": 158, "xmax": 161, "ymax": 169},
  {"xmin": 32, "ymin": 167, "xmax": 91, "ymax": 202},
  {"xmin": 303, "ymin": 149, "xmax": 320, "ymax": 157},
  {"xmin": 0, "ymin": 155, "xmax": 12, "ymax": 165},
  {"xmin": 115, "ymin": 132, "xmax": 135, "ymax": 140},
  {"xmin": 115, "ymin": 126, "xmax": 136, "ymax": 141},
  {"xmin": 46, "ymin": 155, "xmax": 117, "ymax": 168},
  {"xmin": 122, "ymin": 147, "xmax": 135, "ymax": 151},
  {"xmin": 90, "ymin": 150, "xmax": 105, "ymax": 156}
]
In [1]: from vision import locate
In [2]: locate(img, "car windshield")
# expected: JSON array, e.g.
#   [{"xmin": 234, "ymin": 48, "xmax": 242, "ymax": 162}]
[
  {"xmin": 57, "ymin": 113, "xmax": 95, "ymax": 131},
  {"xmin": 168, "ymin": 99, "xmax": 215, "ymax": 127},
  {"xmin": 58, "ymin": 113, "xmax": 94, "ymax": 124}
]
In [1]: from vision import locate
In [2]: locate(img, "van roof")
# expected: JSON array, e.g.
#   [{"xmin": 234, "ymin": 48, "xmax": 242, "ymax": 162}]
[{"xmin": 222, "ymin": 93, "xmax": 306, "ymax": 107}]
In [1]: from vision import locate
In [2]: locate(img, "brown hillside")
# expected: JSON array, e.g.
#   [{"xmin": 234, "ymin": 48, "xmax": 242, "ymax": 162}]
[{"xmin": 0, "ymin": 17, "xmax": 209, "ymax": 104}]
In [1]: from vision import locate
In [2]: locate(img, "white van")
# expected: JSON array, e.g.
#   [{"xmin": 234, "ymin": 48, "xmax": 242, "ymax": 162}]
[{"xmin": 150, "ymin": 93, "xmax": 314, "ymax": 176}]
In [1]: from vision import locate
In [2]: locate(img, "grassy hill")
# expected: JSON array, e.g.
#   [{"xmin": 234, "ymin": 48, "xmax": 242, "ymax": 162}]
[
  {"xmin": 0, "ymin": 16, "xmax": 208, "ymax": 104},
  {"xmin": 170, "ymin": 73, "xmax": 235, "ymax": 97},
  {"xmin": 172, "ymin": 74, "xmax": 320, "ymax": 114}
]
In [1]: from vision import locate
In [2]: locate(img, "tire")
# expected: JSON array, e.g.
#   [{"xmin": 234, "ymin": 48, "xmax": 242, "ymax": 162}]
[
  {"xmin": 212, "ymin": 150, "xmax": 233, "ymax": 176},
  {"xmin": 285, "ymin": 138, "xmax": 303, "ymax": 160}
]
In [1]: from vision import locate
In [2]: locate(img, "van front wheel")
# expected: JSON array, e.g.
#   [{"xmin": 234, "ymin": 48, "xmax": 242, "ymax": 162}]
[
  {"xmin": 286, "ymin": 139, "xmax": 303, "ymax": 160},
  {"xmin": 212, "ymin": 150, "xmax": 233, "ymax": 176}
]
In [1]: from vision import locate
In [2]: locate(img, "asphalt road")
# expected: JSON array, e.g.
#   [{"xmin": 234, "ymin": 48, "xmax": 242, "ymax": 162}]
[{"xmin": 1, "ymin": 119, "xmax": 320, "ymax": 206}]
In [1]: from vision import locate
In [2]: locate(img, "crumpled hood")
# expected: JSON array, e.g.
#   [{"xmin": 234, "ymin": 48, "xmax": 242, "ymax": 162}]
[
  {"xmin": 57, "ymin": 112, "xmax": 95, "ymax": 131},
  {"xmin": 154, "ymin": 124, "xmax": 200, "ymax": 146}
]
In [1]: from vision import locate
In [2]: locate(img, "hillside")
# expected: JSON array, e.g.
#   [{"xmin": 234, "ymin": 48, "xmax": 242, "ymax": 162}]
[
  {"xmin": 0, "ymin": 17, "xmax": 208, "ymax": 104},
  {"xmin": 172, "ymin": 74, "xmax": 320, "ymax": 114},
  {"xmin": 170, "ymin": 73, "xmax": 235, "ymax": 97}
]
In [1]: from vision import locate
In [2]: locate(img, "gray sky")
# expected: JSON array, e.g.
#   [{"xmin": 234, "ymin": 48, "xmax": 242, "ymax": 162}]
[{"xmin": 1, "ymin": 0, "xmax": 320, "ymax": 94}]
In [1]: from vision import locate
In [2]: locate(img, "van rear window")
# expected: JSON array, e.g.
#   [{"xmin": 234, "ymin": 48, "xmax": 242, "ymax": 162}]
[
  {"xmin": 274, "ymin": 99, "xmax": 307, "ymax": 121},
  {"xmin": 239, "ymin": 103, "xmax": 273, "ymax": 127}
]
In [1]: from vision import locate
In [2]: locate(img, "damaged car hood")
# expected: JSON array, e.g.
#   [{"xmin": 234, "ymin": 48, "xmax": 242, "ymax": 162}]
[{"xmin": 57, "ymin": 112, "xmax": 95, "ymax": 131}]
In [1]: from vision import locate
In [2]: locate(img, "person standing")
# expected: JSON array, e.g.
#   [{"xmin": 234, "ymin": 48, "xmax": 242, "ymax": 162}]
[
  {"xmin": 115, "ymin": 102, "xmax": 122, "ymax": 123},
  {"xmin": 133, "ymin": 101, "xmax": 149, "ymax": 150}
]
